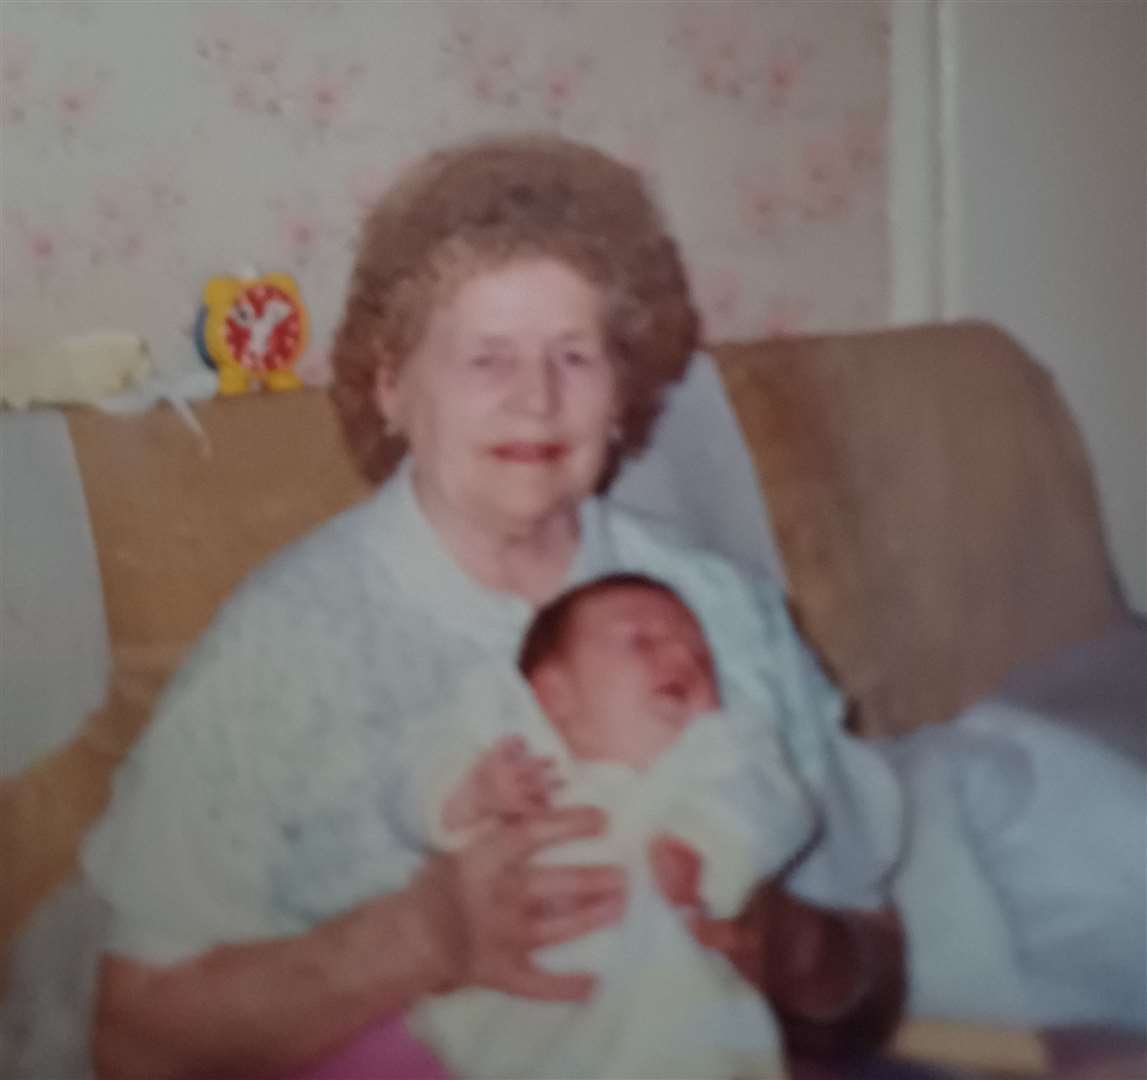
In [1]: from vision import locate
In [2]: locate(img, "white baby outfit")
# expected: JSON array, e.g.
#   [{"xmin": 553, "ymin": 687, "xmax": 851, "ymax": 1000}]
[
  {"xmin": 82, "ymin": 458, "xmax": 902, "ymax": 1072},
  {"xmin": 393, "ymin": 665, "xmax": 815, "ymax": 1078}
]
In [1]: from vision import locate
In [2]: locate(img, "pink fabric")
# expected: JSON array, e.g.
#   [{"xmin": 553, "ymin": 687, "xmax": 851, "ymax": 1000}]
[{"xmin": 286, "ymin": 1014, "xmax": 451, "ymax": 1080}]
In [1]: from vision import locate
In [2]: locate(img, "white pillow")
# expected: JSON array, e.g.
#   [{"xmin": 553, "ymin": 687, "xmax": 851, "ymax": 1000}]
[
  {"xmin": 879, "ymin": 731, "xmax": 1034, "ymax": 1025},
  {"xmin": 883, "ymin": 619, "xmax": 1147, "ymax": 1031},
  {"xmin": 610, "ymin": 351, "xmax": 784, "ymax": 582},
  {"xmin": 0, "ymin": 410, "xmax": 110, "ymax": 777},
  {"xmin": 952, "ymin": 622, "xmax": 1147, "ymax": 1033}
]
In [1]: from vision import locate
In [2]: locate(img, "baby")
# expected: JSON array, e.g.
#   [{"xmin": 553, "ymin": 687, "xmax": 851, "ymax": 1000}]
[{"xmin": 398, "ymin": 573, "xmax": 816, "ymax": 1079}]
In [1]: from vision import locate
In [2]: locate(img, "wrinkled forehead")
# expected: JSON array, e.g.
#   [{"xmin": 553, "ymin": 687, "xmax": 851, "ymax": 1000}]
[{"xmin": 384, "ymin": 242, "xmax": 608, "ymax": 369}]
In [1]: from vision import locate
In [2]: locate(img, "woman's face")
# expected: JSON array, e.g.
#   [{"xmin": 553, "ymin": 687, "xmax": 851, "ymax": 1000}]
[{"xmin": 376, "ymin": 258, "xmax": 618, "ymax": 536}]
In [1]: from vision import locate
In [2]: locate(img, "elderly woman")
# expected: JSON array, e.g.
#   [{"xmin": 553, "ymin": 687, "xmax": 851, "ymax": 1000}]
[{"xmin": 84, "ymin": 135, "xmax": 902, "ymax": 1078}]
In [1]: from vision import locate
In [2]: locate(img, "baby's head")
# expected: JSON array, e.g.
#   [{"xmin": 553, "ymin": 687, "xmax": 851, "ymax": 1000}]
[{"xmin": 518, "ymin": 574, "xmax": 720, "ymax": 769}]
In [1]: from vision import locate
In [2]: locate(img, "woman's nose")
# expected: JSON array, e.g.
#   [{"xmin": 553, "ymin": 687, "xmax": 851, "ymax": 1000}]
[{"xmin": 513, "ymin": 355, "xmax": 560, "ymax": 416}]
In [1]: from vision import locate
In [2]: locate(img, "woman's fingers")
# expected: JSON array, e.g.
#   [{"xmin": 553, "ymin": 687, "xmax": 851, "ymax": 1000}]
[
  {"xmin": 440, "ymin": 805, "xmax": 623, "ymax": 1000},
  {"xmin": 495, "ymin": 961, "xmax": 598, "ymax": 1003},
  {"xmin": 523, "ymin": 893, "xmax": 626, "ymax": 949},
  {"xmin": 649, "ymin": 832, "xmax": 703, "ymax": 908},
  {"xmin": 521, "ymin": 863, "xmax": 625, "ymax": 907},
  {"xmin": 521, "ymin": 757, "xmax": 560, "ymax": 789},
  {"xmin": 486, "ymin": 751, "xmax": 563, "ymax": 817},
  {"xmin": 517, "ymin": 761, "xmax": 562, "ymax": 810},
  {"xmin": 465, "ymin": 810, "xmax": 615, "ymax": 911},
  {"xmin": 692, "ymin": 910, "xmax": 766, "ymax": 987},
  {"xmin": 692, "ymin": 914, "xmax": 742, "ymax": 954},
  {"xmin": 497, "ymin": 735, "xmax": 528, "ymax": 760},
  {"xmin": 503, "ymin": 805, "xmax": 608, "ymax": 861},
  {"xmin": 498, "ymin": 812, "xmax": 625, "ymax": 941}
]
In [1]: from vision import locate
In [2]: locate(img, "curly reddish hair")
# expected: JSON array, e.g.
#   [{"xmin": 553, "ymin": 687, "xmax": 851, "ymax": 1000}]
[{"xmin": 329, "ymin": 134, "xmax": 699, "ymax": 486}]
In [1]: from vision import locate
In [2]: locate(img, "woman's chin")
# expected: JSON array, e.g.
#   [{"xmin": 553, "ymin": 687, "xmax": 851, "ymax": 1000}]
[
  {"xmin": 479, "ymin": 470, "xmax": 595, "ymax": 530},
  {"xmin": 486, "ymin": 489, "xmax": 579, "ymax": 534}
]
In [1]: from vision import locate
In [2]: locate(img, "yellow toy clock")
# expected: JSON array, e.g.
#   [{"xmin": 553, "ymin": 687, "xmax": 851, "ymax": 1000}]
[{"xmin": 196, "ymin": 272, "xmax": 308, "ymax": 395}]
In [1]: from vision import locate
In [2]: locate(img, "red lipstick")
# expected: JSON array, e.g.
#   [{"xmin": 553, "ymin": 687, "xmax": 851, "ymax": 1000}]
[{"xmin": 490, "ymin": 442, "xmax": 567, "ymax": 463}]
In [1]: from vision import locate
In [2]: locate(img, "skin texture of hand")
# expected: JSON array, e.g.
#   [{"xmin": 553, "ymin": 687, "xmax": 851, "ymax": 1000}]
[
  {"xmin": 442, "ymin": 735, "xmax": 562, "ymax": 831},
  {"xmin": 648, "ymin": 832, "xmax": 704, "ymax": 910},
  {"xmin": 646, "ymin": 835, "xmax": 904, "ymax": 1056},
  {"xmin": 92, "ymin": 806, "xmax": 625, "ymax": 1079},
  {"xmin": 691, "ymin": 881, "xmax": 906, "ymax": 1061},
  {"xmin": 412, "ymin": 804, "xmax": 626, "ymax": 1002}
]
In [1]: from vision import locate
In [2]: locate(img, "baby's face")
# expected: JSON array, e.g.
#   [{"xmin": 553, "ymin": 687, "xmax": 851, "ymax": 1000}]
[{"xmin": 531, "ymin": 586, "xmax": 720, "ymax": 768}]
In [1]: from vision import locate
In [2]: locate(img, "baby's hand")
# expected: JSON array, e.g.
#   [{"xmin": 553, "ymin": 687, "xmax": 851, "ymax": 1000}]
[{"xmin": 443, "ymin": 736, "xmax": 563, "ymax": 831}]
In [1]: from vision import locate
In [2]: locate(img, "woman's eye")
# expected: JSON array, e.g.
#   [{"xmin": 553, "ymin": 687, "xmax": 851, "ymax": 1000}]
[
  {"xmin": 560, "ymin": 349, "xmax": 592, "ymax": 368},
  {"xmin": 469, "ymin": 354, "xmax": 499, "ymax": 370}
]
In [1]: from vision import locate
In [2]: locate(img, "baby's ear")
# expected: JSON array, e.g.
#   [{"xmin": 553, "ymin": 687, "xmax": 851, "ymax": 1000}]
[{"xmin": 528, "ymin": 662, "xmax": 575, "ymax": 725}]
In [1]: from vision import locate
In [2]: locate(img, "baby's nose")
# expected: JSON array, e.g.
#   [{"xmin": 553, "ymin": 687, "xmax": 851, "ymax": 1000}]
[
  {"xmin": 660, "ymin": 640, "xmax": 701, "ymax": 682},
  {"xmin": 662, "ymin": 642, "xmax": 717, "ymax": 705}
]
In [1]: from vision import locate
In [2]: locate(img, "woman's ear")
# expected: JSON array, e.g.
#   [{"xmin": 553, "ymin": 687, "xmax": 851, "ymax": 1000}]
[{"xmin": 373, "ymin": 365, "xmax": 402, "ymax": 433}]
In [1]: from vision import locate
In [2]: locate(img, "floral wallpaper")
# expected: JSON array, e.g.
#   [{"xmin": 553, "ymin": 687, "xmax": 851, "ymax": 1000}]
[{"xmin": 0, "ymin": 0, "xmax": 889, "ymax": 380}]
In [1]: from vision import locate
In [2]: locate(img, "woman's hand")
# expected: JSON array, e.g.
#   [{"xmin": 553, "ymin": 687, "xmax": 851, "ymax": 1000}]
[
  {"xmin": 649, "ymin": 833, "xmax": 704, "ymax": 910},
  {"xmin": 408, "ymin": 804, "xmax": 626, "ymax": 1002},
  {"xmin": 680, "ymin": 880, "xmax": 906, "ymax": 1059},
  {"xmin": 92, "ymin": 806, "xmax": 624, "ymax": 1079},
  {"xmin": 442, "ymin": 735, "xmax": 563, "ymax": 830}
]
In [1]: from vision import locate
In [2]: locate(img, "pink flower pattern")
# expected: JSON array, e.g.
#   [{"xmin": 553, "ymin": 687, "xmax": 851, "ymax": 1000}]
[
  {"xmin": 669, "ymin": 5, "xmax": 817, "ymax": 119},
  {"xmin": 439, "ymin": 6, "xmax": 599, "ymax": 124},
  {"xmin": 761, "ymin": 295, "xmax": 813, "ymax": 340},
  {"xmin": 268, "ymin": 194, "xmax": 328, "ymax": 270},
  {"xmin": 1, "ymin": 0, "xmax": 888, "ymax": 365},
  {"xmin": 4, "ymin": 209, "xmax": 68, "ymax": 294}
]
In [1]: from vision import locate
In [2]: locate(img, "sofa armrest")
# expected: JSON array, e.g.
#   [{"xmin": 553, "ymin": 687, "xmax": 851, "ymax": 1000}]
[
  {"xmin": 889, "ymin": 1018, "xmax": 1049, "ymax": 1076},
  {"xmin": 712, "ymin": 325, "xmax": 1122, "ymax": 737},
  {"xmin": 0, "ymin": 662, "xmax": 166, "ymax": 949}
]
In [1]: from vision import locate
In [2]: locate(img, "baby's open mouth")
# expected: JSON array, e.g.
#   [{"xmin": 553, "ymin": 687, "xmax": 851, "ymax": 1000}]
[{"xmin": 655, "ymin": 680, "xmax": 689, "ymax": 703}]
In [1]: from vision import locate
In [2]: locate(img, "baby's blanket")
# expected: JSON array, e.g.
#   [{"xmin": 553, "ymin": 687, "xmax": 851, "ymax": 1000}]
[{"xmin": 400, "ymin": 667, "xmax": 806, "ymax": 1080}]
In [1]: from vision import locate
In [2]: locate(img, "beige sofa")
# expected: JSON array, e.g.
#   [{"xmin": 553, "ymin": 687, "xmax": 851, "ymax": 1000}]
[{"xmin": 1, "ymin": 321, "xmax": 1135, "ymax": 1074}]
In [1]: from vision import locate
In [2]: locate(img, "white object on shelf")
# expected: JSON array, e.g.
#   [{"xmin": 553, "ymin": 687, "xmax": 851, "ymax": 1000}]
[{"xmin": 0, "ymin": 331, "xmax": 152, "ymax": 409}]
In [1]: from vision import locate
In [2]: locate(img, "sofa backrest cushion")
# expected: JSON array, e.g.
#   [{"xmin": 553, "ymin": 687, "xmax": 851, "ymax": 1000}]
[
  {"xmin": 712, "ymin": 322, "xmax": 1121, "ymax": 736},
  {"xmin": 66, "ymin": 389, "xmax": 372, "ymax": 752}
]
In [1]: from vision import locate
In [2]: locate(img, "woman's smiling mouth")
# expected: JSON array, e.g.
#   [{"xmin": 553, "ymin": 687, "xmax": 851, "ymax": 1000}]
[{"xmin": 490, "ymin": 442, "xmax": 568, "ymax": 463}]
